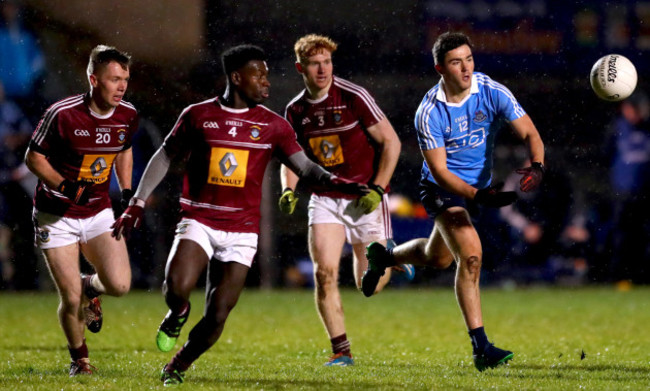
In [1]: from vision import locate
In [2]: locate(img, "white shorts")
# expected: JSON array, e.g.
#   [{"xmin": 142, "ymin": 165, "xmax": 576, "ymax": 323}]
[
  {"xmin": 33, "ymin": 208, "xmax": 115, "ymax": 249},
  {"xmin": 173, "ymin": 218, "xmax": 258, "ymax": 267},
  {"xmin": 307, "ymin": 193, "xmax": 392, "ymax": 245}
]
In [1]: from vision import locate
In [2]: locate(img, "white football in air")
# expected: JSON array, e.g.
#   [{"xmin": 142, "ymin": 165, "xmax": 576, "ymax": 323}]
[{"xmin": 590, "ymin": 54, "xmax": 637, "ymax": 101}]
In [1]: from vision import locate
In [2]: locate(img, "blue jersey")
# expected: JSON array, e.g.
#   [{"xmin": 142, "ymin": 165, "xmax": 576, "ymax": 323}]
[{"xmin": 415, "ymin": 72, "xmax": 525, "ymax": 188}]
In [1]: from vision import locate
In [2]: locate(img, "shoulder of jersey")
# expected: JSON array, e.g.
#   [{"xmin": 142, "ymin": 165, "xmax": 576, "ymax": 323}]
[
  {"xmin": 45, "ymin": 94, "xmax": 85, "ymax": 114},
  {"xmin": 473, "ymin": 72, "xmax": 494, "ymax": 90},
  {"xmin": 332, "ymin": 77, "xmax": 373, "ymax": 100},
  {"xmin": 285, "ymin": 89, "xmax": 306, "ymax": 112},
  {"xmin": 118, "ymin": 99, "xmax": 137, "ymax": 113},
  {"xmin": 181, "ymin": 97, "xmax": 219, "ymax": 116},
  {"xmin": 257, "ymin": 104, "xmax": 291, "ymax": 125}
]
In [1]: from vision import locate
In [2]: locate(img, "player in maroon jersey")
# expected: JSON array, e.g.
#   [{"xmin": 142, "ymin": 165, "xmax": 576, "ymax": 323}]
[
  {"xmin": 111, "ymin": 44, "xmax": 367, "ymax": 386},
  {"xmin": 279, "ymin": 34, "xmax": 403, "ymax": 366},
  {"xmin": 24, "ymin": 45, "xmax": 138, "ymax": 376}
]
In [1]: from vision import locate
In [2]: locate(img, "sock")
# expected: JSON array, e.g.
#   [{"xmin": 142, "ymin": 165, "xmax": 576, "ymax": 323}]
[
  {"xmin": 168, "ymin": 346, "xmax": 193, "ymax": 372},
  {"xmin": 175, "ymin": 301, "xmax": 190, "ymax": 318},
  {"xmin": 330, "ymin": 333, "xmax": 351, "ymax": 356},
  {"xmin": 83, "ymin": 274, "xmax": 102, "ymax": 299},
  {"xmin": 90, "ymin": 274, "xmax": 106, "ymax": 296},
  {"xmin": 68, "ymin": 339, "xmax": 89, "ymax": 361},
  {"xmin": 469, "ymin": 327, "xmax": 489, "ymax": 354}
]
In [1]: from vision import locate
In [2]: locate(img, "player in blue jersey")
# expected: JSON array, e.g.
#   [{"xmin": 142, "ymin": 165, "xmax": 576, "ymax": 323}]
[{"xmin": 361, "ymin": 32, "xmax": 545, "ymax": 371}]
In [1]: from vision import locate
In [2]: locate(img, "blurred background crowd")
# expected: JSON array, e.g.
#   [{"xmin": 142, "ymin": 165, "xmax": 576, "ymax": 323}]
[{"xmin": 1, "ymin": 0, "xmax": 649, "ymax": 291}]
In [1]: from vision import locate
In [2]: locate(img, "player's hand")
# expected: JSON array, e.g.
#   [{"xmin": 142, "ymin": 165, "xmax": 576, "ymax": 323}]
[
  {"xmin": 111, "ymin": 198, "xmax": 145, "ymax": 240},
  {"xmin": 516, "ymin": 162, "xmax": 544, "ymax": 192},
  {"xmin": 473, "ymin": 182, "xmax": 517, "ymax": 207},
  {"xmin": 120, "ymin": 188, "xmax": 135, "ymax": 210},
  {"xmin": 278, "ymin": 188, "xmax": 298, "ymax": 215},
  {"xmin": 57, "ymin": 179, "xmax": 92, "ymax": 205},
  {"xmin": 329, "ymin": 175, "xmax": 370, "ymax": 196},
  {"xmin": 356, "ymin": 184, "xmax": 384, "ymax": 214}
]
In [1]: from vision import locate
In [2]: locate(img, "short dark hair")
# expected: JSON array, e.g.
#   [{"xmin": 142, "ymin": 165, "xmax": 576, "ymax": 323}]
[
  {"xmin": 221, "ymin": 44, "xmax": 266, "ymax": 77},
  {"xmin": 432, "ymin": 32, "xmax": 473, "ymax": 66},
  {"xmin": 86, "ymin": 45, "xmax": 131, "ymax": 77}
]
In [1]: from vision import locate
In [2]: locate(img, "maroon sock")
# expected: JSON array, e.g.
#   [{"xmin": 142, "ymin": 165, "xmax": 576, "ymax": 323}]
[
  {"xmin": 176, "ymin": 302, "xmax": 190, "ymax": 317},
  {"xmin": 330, "ymin": 333, "xmax": 351, "ymax": 356},
  {"xmin": 168, "ymin": 346, "xmax": 193, "ymax": 372},
  {"xmin": 68, "ymin": 340, "xmax": 88, "ymax": 361}
]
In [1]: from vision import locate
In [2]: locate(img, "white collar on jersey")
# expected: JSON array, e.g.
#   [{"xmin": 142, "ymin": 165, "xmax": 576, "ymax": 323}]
[
  {"xmin": 436, "ymin": 74, "xmax": 479, "ymax": 107},
  {"xmin": 305, "ymin": 90, "xmax": 328, "ymax": 104},
  {"xmin": 89, "ymin": 106, "xmax": 116, "ymax": 119},
  {"xmin": 219, "ymin": 102, "xmax": 249, "ymax": 113}
]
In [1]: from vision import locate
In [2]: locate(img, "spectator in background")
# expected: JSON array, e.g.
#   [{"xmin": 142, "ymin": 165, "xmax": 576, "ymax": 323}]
[
  {"xmin": 0, "ymin": 79, "xmax": 37, "ymax": 290},
  {"xmin": 499, "ymin": 154, "xmax": 573, "ymax": 283},
  {"xmin": 606, "ymin": 91, "xmax": 650, "ymax": 284},
  {"xmin": 0, "ymin": 0, "xmax": 45, "ymax": 118}
]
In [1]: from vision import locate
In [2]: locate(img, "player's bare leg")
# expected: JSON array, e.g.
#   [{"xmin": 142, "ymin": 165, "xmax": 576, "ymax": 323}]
[
  {"xmin": 161, "ymin": 261, "xmax": 249, "ymax": 385},
  {"xmin": 42, "ymin": 243, "xmax": 93, "ymax": 375},
  {"xmin": 433, "ymin": 208, "xmax": 483, "ymax": 329},
  {"xmin": 309, "ymin": 223, "xmax": 353, "ymax": 366},
  {"xmin": 81, "ymin": 232, "xmax": 131, "ymax": 297},
  {"xmin": 352, "ymin": 240, "xmax": 391, "ymax": 295},
  {"xmin": 362, "ymin": 226, "xmax": 452, "ymax": 296},
  {"xmin": 364, "ymin": 207, "xmax": 513, "ymax": 370},
  {"xmin": 78, "ymin": 232, "xmax": 131, "ymax": 333},
  {"xmin": 156, "ymin": 239, "xmax": 210, "ymax": 352}
]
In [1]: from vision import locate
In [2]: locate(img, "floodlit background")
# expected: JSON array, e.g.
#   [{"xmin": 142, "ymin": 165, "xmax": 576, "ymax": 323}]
[{"xmin": 1, "ymin": 0, "xmax": 649, "ymax": 291}]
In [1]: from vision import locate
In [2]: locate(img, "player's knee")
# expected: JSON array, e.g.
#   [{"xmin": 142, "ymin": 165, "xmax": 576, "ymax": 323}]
[
  {"xmin": 165, "ymin": 275, "xmax": 191, "ymax": 298},
  {"xmin": 462, "ymin": 255, "xmax": 482, "ymax": 275},
  {"xmin": 59, "ymin": 295, "xmax": 82, "ymax": 312},
  {"xmin": 109, "ymin": 282, "xmax": 130, "ymax": 297},
  {"xmin": 314, "ymin": 264, "xmax": 337, "ymax": 287}
]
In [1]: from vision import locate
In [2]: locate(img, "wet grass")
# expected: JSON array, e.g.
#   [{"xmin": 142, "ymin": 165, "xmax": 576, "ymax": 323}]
[{"xmin": 0, "ymin": 286, "xmax": 648, "ymax": 390}]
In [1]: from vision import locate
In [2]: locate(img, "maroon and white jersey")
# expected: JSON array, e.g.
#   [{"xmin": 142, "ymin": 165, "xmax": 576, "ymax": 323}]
[
  {"xmin": 285, "ymin": 76, "xmax": 386, "ymax": 199},
  {"xmin": 30, "ymin": 93, "xmax": 138, "ymax": 218},
  {"xmin": 162, "ymin": 98, "xmax": 302, "ymax": 234}
]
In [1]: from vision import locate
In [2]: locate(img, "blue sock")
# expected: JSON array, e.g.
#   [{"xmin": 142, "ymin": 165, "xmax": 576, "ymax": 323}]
[{"xmin": 469, "ymin": 327, "xmax": 489, "ymax": 353}]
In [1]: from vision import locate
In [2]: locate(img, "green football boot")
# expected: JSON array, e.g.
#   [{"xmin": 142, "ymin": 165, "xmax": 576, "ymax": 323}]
[{"xmin": 156, "ymin": 309, "xmax": 189, "ymax": 352}]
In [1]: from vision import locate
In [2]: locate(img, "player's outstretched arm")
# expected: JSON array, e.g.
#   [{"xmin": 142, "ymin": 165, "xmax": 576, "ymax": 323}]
[
  {"xmin": 284, "ymin": 150, "xmax": 369, "ymax": 196},
  {"xmin": 509, "ymin": 115, "xmax": 545, "ymax": 192},
  {"xmin": 422, "ymin": 147, "xmax": 516, "ymax": 207},
  {"xmin": 112, "ymin": 147, "xmax": 171, "ymax": 240}
]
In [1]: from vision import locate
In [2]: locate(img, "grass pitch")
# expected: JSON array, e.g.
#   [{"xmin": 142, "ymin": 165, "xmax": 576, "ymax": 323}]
[{"xmin": 0, "ymin": 286, "xmax": 649, "ymax": 390}]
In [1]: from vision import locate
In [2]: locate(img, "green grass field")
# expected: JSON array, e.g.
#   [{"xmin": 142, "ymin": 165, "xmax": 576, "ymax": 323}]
[{"xmin": 0, "ymin": 287, "xmax": 649, "ymax": 390}]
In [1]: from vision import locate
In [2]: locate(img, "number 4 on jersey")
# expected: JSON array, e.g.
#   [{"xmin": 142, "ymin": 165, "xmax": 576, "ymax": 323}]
[{"xmin": 228, "ymin": 127, "xmax": 238, "ymax": 137}]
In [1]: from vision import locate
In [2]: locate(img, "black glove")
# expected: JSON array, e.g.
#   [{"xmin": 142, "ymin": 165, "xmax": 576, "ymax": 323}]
[
  {"xmin": 516, "ymin": 162, "xmax": 544, "ymax": 192},
  {"xmin": 329, "ymin": 175, "xmax": 369, "ymax": 196},
  {"xmin": 120, "ymin": 189, "xmax": 135, "ymax": 210},
  {"xmin": 57, "ymin": 179, "xmax": 92, "ymax": 205},
  {"xmin": 473, "ymin": 182, "xmax": 517, "ymax": 208}
]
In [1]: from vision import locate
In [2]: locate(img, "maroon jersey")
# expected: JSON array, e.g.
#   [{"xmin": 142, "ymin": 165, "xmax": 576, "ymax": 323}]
[
  {"xmin": 285, "ymin": 76, "xmax": 386, "ymax": 199},
  {"xmin": 30, "ymin": 93, "xmax": 139, "ymax": 218},
  {"xmin": 163, "ymin": 98, "xmax": 302, "ymax": 234}
]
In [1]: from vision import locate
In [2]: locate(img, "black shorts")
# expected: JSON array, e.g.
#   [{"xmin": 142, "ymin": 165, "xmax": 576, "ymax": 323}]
[{"xmin": 419, "ymin": 179, "xmax": 482, "ymax": 220}]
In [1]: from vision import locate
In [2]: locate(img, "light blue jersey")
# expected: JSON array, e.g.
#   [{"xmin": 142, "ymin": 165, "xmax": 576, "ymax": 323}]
[{"xmin": 415, "ymin": 72, "xmax": 525, "ymax": 188}]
